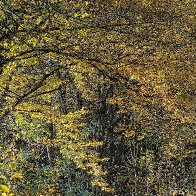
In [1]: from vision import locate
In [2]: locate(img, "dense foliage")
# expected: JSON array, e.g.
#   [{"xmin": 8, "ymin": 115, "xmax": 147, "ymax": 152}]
[{"xmin": 0, "ymin": 0, "xmax": 195, "ymax": 195}]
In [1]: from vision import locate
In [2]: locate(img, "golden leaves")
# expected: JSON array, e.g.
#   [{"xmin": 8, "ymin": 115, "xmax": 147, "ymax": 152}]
[
  {"xmin": 137, "ymin": 135, "xmax": 145, "ymax": 141},
  {"xmin": 116, "ymin": 125, "xmax": 135, "ymax": 139},
  {"xmin": 74, "ymin": 12, "xmax": 90, "ymax": 18},
  {"xmin": 0, "ymin": 185, "xmax": 9, "ymax": 193},
  {"xmin": 27, "ymin": 37, "xmax": 38, "ymax": 47},
  {"xmin": 11, "ymin": 173, "xmax": 23, "ymax": 180},
  {"xmin": 164, "ymin": 141, "xmax": 196, "ymax": 161},
  {"xmin": 0, "ymin": 0, "xmax": 194, "ymax": 194},
  {"xmin": 124, "ymin": 130, "xmax": 135, "ymax": 138},
  {"xmin": 9, "ymin": 163, "xmax": 17, "ymax": 169}
]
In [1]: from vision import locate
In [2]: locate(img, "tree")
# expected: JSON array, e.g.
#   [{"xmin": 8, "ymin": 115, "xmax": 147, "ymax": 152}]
[{"xmin": 0, "ymin": 0, "xmax": 195, "ymax": 195}]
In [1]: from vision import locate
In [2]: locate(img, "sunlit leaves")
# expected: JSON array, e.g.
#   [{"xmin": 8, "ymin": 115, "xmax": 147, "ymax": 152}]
[
  {"xmin": 0, "ymin": 185, "xmax": 9, "ymax": 193},
  {"xmin": 0, "ymin": 0, "xmax": 195, "ymax": 195},
  {"xmin": 11, "ymin": 173, "xmax": 23, "ymax": 180}
]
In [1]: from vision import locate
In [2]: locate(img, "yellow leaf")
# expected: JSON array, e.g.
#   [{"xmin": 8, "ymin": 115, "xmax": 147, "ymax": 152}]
[
  {"xmin": 124, "ymin": 130, "xmax": 135, "ymax": 138},
  {"xmin": 81, "ymin": 13, "xmax": 90, "ymax": 18},
  {"xmin": 28, "ymin": 37, "xmax": 38, "ymax": 47},
  {"xmin": 74, "ymin": 13, "xmax": 79, "ymax": 18},
  {"xmin": 0, "ymin": 185, "xmax": 10, "ymax": 193},
  {"xmin": 73, "ymin": 46, "xmax": 80, "ymax": 51},
  {"xmin": 11, "ymin": 173, "xmax": 23, "ymax": 179},
  {"xmin": 2, "ymin": 193, "xmax": 7, "ymax": 196},
  {"xmin": 137, "ymin": 135, "xmax": 145, "ymax": 141},
  {"xmin": 9, "ymin": 162, "xmax": 17, "ymax": 169}
]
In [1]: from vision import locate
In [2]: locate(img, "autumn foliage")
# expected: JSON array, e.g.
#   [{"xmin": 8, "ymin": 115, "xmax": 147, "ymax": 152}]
[{"xmin": 0, "ymin": 0, "xmax": 195, "ymax": 195}]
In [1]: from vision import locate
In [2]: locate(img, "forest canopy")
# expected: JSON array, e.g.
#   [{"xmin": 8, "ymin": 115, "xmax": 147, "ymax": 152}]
[{"xmin": 0, "ymin": 0, "xmax": 195, "ymax": 195}]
